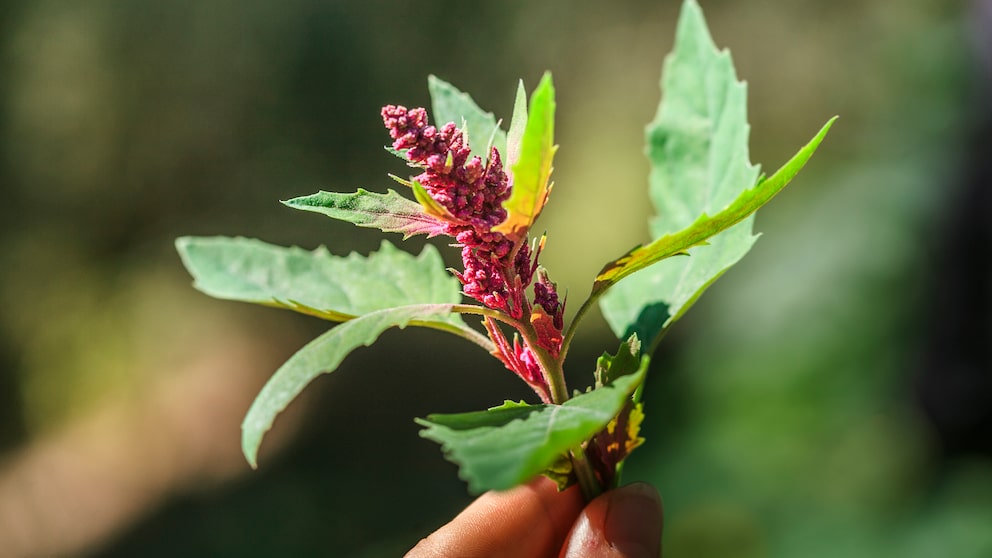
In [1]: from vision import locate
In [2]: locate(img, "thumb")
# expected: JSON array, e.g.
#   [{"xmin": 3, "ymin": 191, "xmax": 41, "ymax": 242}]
[{"xmin": 561, "ymin": 482, "xmax": 663, "ymax": 558}]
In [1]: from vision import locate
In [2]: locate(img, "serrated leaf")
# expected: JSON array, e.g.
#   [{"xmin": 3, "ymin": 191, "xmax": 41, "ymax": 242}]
[
  {"xmin": 595, "ymin": 119, "xmax": 834, "ymax": 292},
  {"xmin": 594, "ymin": 334, "xmax": 644, "ymax": 388},
  {"xmin": 428, "ymin": 75, "xmax": 506, "ymax": 161},
  {"xmin": 282, "ymin": 189, "xmax": 448, "ymax": 239},
  {"xmin": 243, "ymin": 303, "xmax": 456, "ymax": 468},
  {"xmin": 494, "ymin": 72, "xmax": 557, "ymax": 242},
  {"xmin": 598, "ymin": 118, "xmax": 835, "ymax": 342},
  {"xmin": 416, "ymin": 365, "xmax": 646, "ymax": 493},
  {"xmin": 598, "ymin": 0, "xmax": 833, "ymax": 344},
  {"xmin": 176, "ymin": 237, "xmax": 464, "ymax": 324}
]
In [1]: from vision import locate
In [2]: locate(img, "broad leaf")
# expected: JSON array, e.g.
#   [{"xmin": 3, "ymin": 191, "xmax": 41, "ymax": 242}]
[
  {"xmin": 494, "ymin": 72, "xmax": 557, "ymax": 242},
  {"xmin": 283, "ymin": 189, "xmax": 448, "ymax": 239},
  {"xmin": 595, "ymin": 118, "xmax": 834, "ymax": 293},
  {"xmin": 243, "ymin": 303, "xmax": 456, "ymax": 468},
  {"xmin": 176, "ymin": 237, "xmax": 464, "ymax": 324},
  {"xmin": 416, "ymin": 364, "xmax": 647, "ymax": 493},
  {"xmin": 598, "ymin": 0, "xmax": 832, "ymax": 344},
  {"xmin": 428, "ymin": 75, "xmax": 506, "ymax": 161}
]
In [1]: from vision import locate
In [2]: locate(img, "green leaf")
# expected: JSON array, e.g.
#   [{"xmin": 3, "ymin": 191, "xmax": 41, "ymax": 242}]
[
  {"xmin": 505, "ymin": 79, "xmax": 528, "ymax": 169},
  {"xmin": 282, "ymin": 189, "xmax": 448, "ymax": 239},
  {"xmin": 428, "ymin": 75, "xmax": 506, "ymax": 161},
  {"xmin": 411, "ymin": 179, "xmax": 460, "ymax": 223},
  {"xmin": 595, "ymin": 118, "xmax": 834, "ymax": 292},
  {"xmin": 243, "ymin": 303, "xmax": 456, "ymax": 468},
  {"xmin": 594, "ymin": 335, "xmax": 644, "ymax": 388},
  {"xmin": 494, "ymin": 72, "xmax": 557, "ymax": 242},
  {"xmin": 385, "ymin": 146, "xmax": 411, "ymax": 161},
  {"xmin": 176, "ymin": 237, "xmax": 464, "ymax": 324},
  {"xmin": 598, "ymin": 0, "xmax": 833, "ymax": 344},
  {"xmin": 416, "ymin": 364, "xmax": 647, "ymax": 493},
  {"xmin": 598, "ymin": 118, "xmax": 835, "ymax": 342}
]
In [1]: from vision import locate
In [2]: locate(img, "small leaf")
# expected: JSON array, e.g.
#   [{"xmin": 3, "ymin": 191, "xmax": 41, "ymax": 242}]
[
  {"xmin": 428, "ymin": 75, "xmax": 507, "ymax": 161},
  {"xmin": 594, "ymin": 334, "xmax": 644, "ymax": 388},
  {"xmin": 588, "ymin": 401, "xmax": 646, "ymax": 488},
  {"xmin": 387, "ymin": 174, "xmax": 413, "ymax": 187},
  {"xmin": 505, "ymin": 80, "xmax": 528, "ymax": 169},
  {"xmin": 416, "ymin": 365, "xmax": 646, "ymax": 493},
  {"xmin": 598, "ymin": 0, "xmax": 834, "ymax": 344},
  {"xmin": 412, "ymin": 180, "xmax": 460, "ymax": 223},
  {"xmin": 243, "ymin": 303, "xmax": 456, "ymax": 468},
  {"xmin": 494, "ymin": 73, "xmax": 557, "ymax": 242},
  {"xmin": 176, "ymin": 237, "xmax": 464, "ymax": 324},
  {"xmin": 385, "ymin": 146, "xmax": 411, "ymax": 161},
  {"xmin": 283, "ymin": 189, "xmax": 448, "ymax": 239},
  {"xmin": 530, "ymin": 306, "xmax": 563, "ymax": 356},
  {"xmin": 542, "ymin": 453, "xmax": 575, "ymax": 492}
]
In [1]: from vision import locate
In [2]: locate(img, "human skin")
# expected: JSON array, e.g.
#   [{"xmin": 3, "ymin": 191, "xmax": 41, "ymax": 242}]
[{"xmin": 406, "ymin": 477, "xmax": 662, "ymax": 558}]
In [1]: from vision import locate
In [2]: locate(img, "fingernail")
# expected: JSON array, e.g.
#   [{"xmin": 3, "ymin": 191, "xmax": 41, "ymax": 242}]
[{"xmin": 603, "ymin": 482, "xmax": 663, "ymax": 558}]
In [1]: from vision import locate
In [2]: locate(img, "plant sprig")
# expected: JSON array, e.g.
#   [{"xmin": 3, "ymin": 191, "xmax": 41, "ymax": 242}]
[{"xmin": 176, "ymin": 0, "xmax": 833, "ymax": 499}]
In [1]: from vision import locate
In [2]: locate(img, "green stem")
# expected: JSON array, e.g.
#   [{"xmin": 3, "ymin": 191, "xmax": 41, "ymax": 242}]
[
  {"xmin": 559, "ymin": 287, "xmax": 604, "ymax": 364},
  {"xmin": 517, "ymin": 320, "xmax": 569, "ymax": 405},
  {"xmin": 454, "ymin": 303, "xmax": 569, "ymax": 403},
  {"xmin": 451, "ymin": 303, "xmax": 516, "ymax": 325},
  {"xmin": 456, "ymin": 303, "xmax": 605, "ymax": 498},
  {"xmin": 412, "ymin": 319, "xmax": 495, "ymax": 353},
  {"xmin": 570, "ymin": 446, "xmax": 602, "ymax": 501}
]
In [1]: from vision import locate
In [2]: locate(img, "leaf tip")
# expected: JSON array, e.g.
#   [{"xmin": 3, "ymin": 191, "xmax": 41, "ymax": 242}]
[
  {"xmin": 241, "ymin": 429, "xmax": 260, "ymax": 470},
  {"xmin": 174, "ymin": 235, "xmax": 191, "ymax": 251}
]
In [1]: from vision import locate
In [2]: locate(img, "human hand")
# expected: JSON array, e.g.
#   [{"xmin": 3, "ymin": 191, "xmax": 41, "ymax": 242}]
[{"xmin": 406, "ymin": 477, "xmax": 662, "ymax": 558}]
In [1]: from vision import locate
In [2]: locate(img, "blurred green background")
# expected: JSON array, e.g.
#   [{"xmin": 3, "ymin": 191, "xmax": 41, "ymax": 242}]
[{"xmin": 1, "ymin": 0, "xmax": 990, "ymax": 556}]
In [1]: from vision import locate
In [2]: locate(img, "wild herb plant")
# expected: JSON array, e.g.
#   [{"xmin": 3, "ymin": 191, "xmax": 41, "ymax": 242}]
[{"xmin": 176, "ymin": 0, "xmax": 834, "ymax": 500}]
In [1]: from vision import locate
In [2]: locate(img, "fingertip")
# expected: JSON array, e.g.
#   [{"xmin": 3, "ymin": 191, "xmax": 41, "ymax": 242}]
[
  {"xmin": 603, "ymin": 483, "xmax": 663, "ymax": 557},
  {"xmin": 561, "ymin": 482, "xmax": 663, "ymax": 558},
  {"xmin": 406, "ymin": 476, "xmax": 585, "ymax": 558}
]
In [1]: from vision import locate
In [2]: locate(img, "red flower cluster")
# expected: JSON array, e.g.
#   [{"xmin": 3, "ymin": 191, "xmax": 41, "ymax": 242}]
[
  {"xmin": 382, "ymin": 105, "xmax": 535, "ymax": 316},
  {"xmin": 382, "ymin": 104, "xmax": 564, "ymax": 401}
]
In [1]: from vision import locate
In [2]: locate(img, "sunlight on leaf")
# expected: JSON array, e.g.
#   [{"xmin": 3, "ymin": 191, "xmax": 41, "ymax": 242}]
[
  {"xmin": 176, "ymin": 237, "xmax": 464, "ymax": 324},
  {"xmin": 243, "ymin": 303, "xmax": 457, "ymax": 468},
  {"xmin": 429, "ymin": 75, "xmax": 507, "ymax": 161},
  {"xmin": 416, "ymin": 363, "xmax": 646, "ymax": 493},
  {"xmin": 494, "ymin": 73, "xmax": 557, "ymax": 242},
  {"xmin": 597, "ymin": 0, "xmax": 833, "ymax": 345},
  {"xmin": 283, "ymin": 189, "xmax": 447, "ymax": 239}
]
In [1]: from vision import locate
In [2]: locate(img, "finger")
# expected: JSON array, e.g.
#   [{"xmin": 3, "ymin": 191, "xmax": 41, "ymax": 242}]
[
  {"xmin": 406, "ymin": 476, "xmax": 585, "ymax": 558},
  {"xmin": 560, "ymin": 482, "xmax": 663, "ymax": 558}
]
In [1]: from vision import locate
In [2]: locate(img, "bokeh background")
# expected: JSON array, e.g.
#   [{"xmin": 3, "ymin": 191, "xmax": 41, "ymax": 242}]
[{"xmin": 1, "ymin": 0, "xmax": 990, "ymax": 556}]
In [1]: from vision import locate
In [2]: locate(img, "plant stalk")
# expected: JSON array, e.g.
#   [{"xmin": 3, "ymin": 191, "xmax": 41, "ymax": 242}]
[
  {"xmin": 559, "ymin": 287, "xmax": 605, "ymax": 364},
  {"xmin": 570, "ymin": 446, "xmax": 602, "ymax": 501},
  {"xmin": 455, "ymin": 302, "xmax": 604, "ymax": 500}
]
